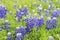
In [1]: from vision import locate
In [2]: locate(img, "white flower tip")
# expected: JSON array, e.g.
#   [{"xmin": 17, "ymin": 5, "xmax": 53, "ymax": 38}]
[
  {"xmin": 49, "ymin": 5, "xmax": 50, "ymax": 8},
  {"xmin": 38, "ymin": 7, "xmax": 42, "ymax": 10},
  {"xmin": 27, "ymin": 14, "xmax": 31, "ymax": 18},
  {"xmin": 5, "ymin": 20, "xmax": 8, "ymax": 22},
  {"xmin": 7, "ymin": 32, "xmax": 11, "ymax": 35},
  {"xmin": 33, "ymin": 2, "xmax": 36, "ymax": 4},
  {"xmin": 44, "ymin": 9, "xmax": 49, "ymax": 12},
  {"xmin": 39, "ymin": 4, "xmax": 42, "ymax": 7},
  {"xmin": 19, "ymin": 5, "xmax": 22, "ymax": 8},
  {"xmin": 21, "ymin": 12, "xmax": 24, "ymax": 14},
  {"xmin": 16, "ymin": 27, "xmax": 20, "ymax": 29},
  {"xmin": 44, "ymin": 9, "xmax": 46, "ymax": 11},
  {"xmin": 47, "ymin": 17, "xmax": 51, "ymax": 20},
  {"xmin": 24, "ymin": 5, "xmax": 27, "ymax": 7},
  {"xmin": 14, "ymin": 4, "xmax": 16, "ymax": 5},
  {"xmin": 10, "ymin": 11, "xmax": 12, "ymax": 13},
  {"xmin": 24, "ymin": 17, "xmax": 26, "ymax": 19},
  {"xmin": 0, "ymin": 18, "xmax": 4, "ymax": 20},
  {"xmin": 49, "ymin": 36, "xmax": 53, "ymax": 38},
  {"xmin": 57, "ymin": 8, "xmax": 60, "ymax": 10},
  {"xmin": 53, "ymin": 17, "xmax": 56, "ymax": 19},
  {"xmin": 38, "ymin": 17, "xmax": 41, "ymax": 19},
  {"xmin": 34, "ymin": 13, "xmax": 37, "ymax": 16},
  {"xmin": 0, "ymin": 4, "xmax": 5, "ymax": 7},
  {"xmin": 40, "ymin": 16, "xmax": 44, "ymax": 18},
  {"xmin": 21, "ymin": 26, "xmax": 23, "ymax": 27},
  {"xmin": 54, "ymin": 9, "xmax": 56, "ymax": 12},
  {"xmin": 17, "ymin": 9, "xmax": 20, "ymax": 12},
  {"xmin": 32, "ymin": 10, "xmax": 35, "ymax": 12},
  {"xmin": 48, "ymin": 36, "xmax": 54, "ymax": 40},
  {"xmin": 16, "ymin": 33, "xmax": 22, "ymax": 36}
]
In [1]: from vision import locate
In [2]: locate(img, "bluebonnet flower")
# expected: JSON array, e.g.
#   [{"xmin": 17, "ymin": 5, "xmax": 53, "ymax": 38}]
[
  {"xmin": 46, "ymin": 17, "xmax": 57, "ymax": 30},
  {"xmin": 23, "ymin": 5, "xmax": 28, "ymax": 16},
  {"xmin": 15, "ymin": 16, "xmax": 21, "ymax": 22},
  {"xmin": 48, "ymin": 36, "xmax": 55, "ymax": 40},
  {"xmin": 13, "ymin": 4, "xmax": 16, "ymax": 9},
  {"xmin": 7, "ymin": 32, "xmax": 12, "ymax": 40},
  {"xmin": 51, "ymin": 10, "xmax": 59, "ymax": 18},
  {"xmin": 0, "ymin": 4, "xmax": 7, "ymax": 19},
  {"xmin": 18, "ymin": 5, "xmax": 28, "ymax": 16},
  {"xmin": 26, "ymin": 18, "xmax": 35, "ymax": 28},
  {"xmin": 16, "ymin": 9, "xmax": 22, "ymax": 18},
  {"xmin": 25, "ymin": 18, "xmax": 35, "ymax": 32},
  {"xmin": 18, "ymin": 6, "xmax": 24, "ymax": 16},
  {"xmin": 46, "ymin": 17, "xmax": 52, "ymax": 30},
  {"xmin": 15, "ymin": 9, "xmax": 22, "ymax": 22},
  {"xmin": 19, "ymin": 26, "xmax": 26, "ymax": 37},
  {"xmin": 25, "ymin": 15, "xmax": 35, "ymax": 32},
  {"xmin": 51, "ymin": 17, "xmax": 57, "ymax": 28},
  {"xmin": 15, "ymin": 26, "xmax": 26, "ymax": 40},
  {"xmin": 4, "ymin": 20, "xmax": 10, "ymax": 31},
  {"xmin": 35, "ymin": 16, "xmax": 44, "ymax": 30},
  {"xmin": 15, "ymin": 27, "xmax": 20, "ymax": 34},
  {"xmin": 19, "ymin": 6, "xmax": 23, "ymax": 12},
  {"xmin": 48, "ymin": 3, "xmax": 54, "ymax": 10},
  {"xmin": 25, "ymin": 27, "xmax": 31, "ymax": 33},
  {"xmin": 44, "ymin": 9, "xmax": 50, "ymax": 16},
  {"xmin": 16, "ymin": 33, "xmax": 22, "ymax": 40},
  {"xmin": 52, "ymin": 11, "xmax": 58, "ymax": 17},
  {"xmin": 35, "ymin": 16, "xmax": 44, "ymax": 27},
  {"xmin": 39, "ymin": 16, "xmax": 44, "ymax": 26},
  {"xmin": 15, "ymin": 5, "xmax": 28, "ymax": 22},
  {"xmin": 15, "ymin": 26, "xmax": 26, "ymax": 37}
]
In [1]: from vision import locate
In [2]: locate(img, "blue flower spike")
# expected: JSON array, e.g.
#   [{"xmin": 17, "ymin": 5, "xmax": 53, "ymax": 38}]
[
  {"xmin": 46, "ymin": 17, "xmax": 52, "ymax": 30},
  {"xmin": 7, "ymin": 32, "xmax": 12, "ymax": 40},
  {"xmin": 51, "ymin": 10, "xmax": 59, "ymax": 18},
  {"xmin": 20, "ymin": 26, "xmax": 26, "ymax": 36},
  {"xmin": 0, "ymin": 4, "xmax": 7, "ymax": 19},
  {"xmin": 15, "ymin": 27, "xmax": 20, "ymax": 34},
  {"xmin": 48, "ymin": 2, "xmax": 54, "ymax": 10},
  {"xmin": 19, "ymin": 5, "xmax": 23, "ymax": 12},
  {"xmin": 13, "ymin": 4, "xmax": 16, "ymax": 9},
  {"xmin": 36, "ymin": 16, "xmax": 44, "ymax": 30},
  {"xmin": 16, "ymin": 9, "xmax": 22, "ymax": 22},
  {"xmin": 44, "ymin": 9, "xmax": 50, "ymax": 16},
  {"xmin": 4, "ymin": 20, "xmax": 10, "ymax": 31},
  {"xmin": 25, "ymin": 15, "xmax": 35, "ymax": 32},
  {"xmin": 16, "ymin": 33, "xmax": 22, "ymax": 40},
  {"xmin": 38, "ymin": 16, "xmax": 44, "ymax": 27},
  {"xmin": 51, "ymin": 17, "xmax": 57, "ymax": 28},
  {"xmin": 23, "ymin": 5, "xmax": 28, "ymax": 16}
]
